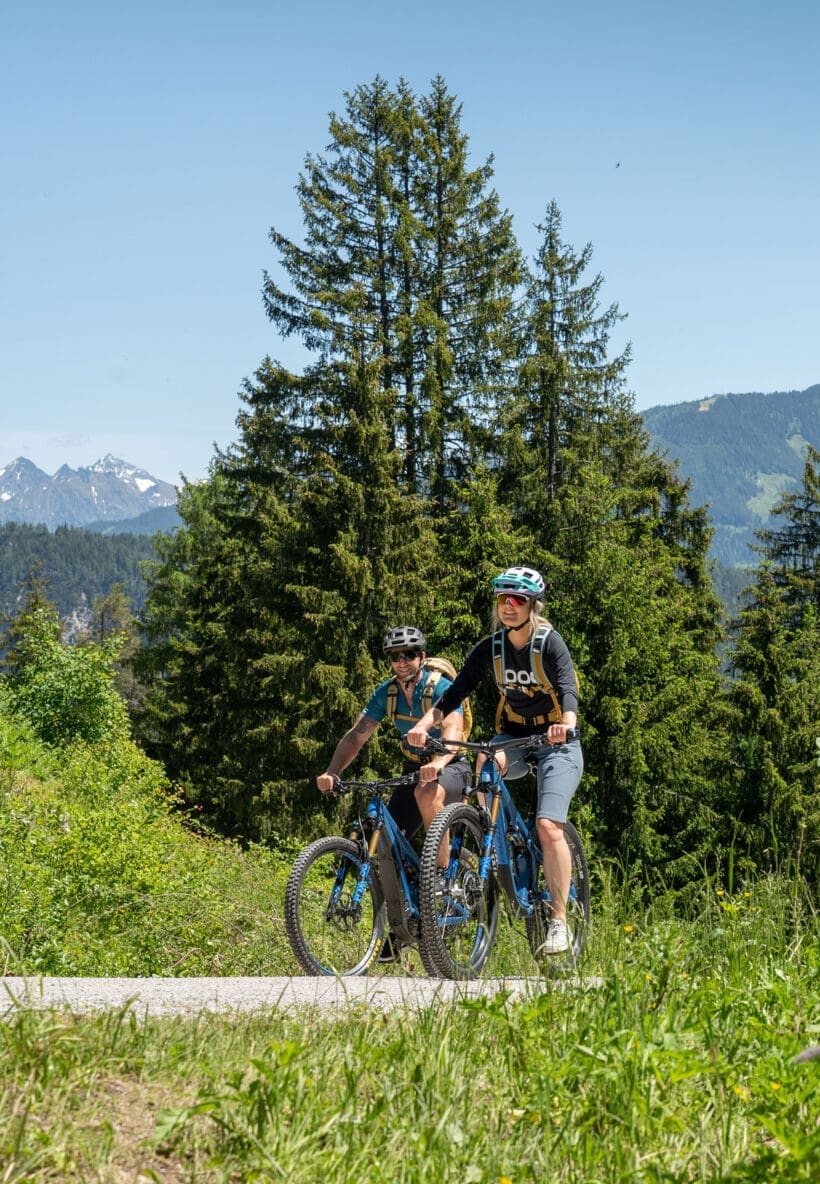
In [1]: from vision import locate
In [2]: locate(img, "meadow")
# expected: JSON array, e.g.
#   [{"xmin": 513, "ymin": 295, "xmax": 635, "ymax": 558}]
[{"xmin": 1, "ymin": 709, "xmax": 817, "ymax": 1182}]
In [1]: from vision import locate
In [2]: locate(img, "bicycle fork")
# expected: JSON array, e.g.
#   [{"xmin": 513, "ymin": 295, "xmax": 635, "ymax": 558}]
[{"xmin": 329, "ymin": 821, "xmax": 380, "ymax": 917}]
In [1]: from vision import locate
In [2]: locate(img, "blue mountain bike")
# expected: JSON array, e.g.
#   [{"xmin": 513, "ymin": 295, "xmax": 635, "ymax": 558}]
[
  {"xmin": 416, "ymin": 734, "xmax": 590, "ymax": 980},
  {"xmin": 284, "ymin": 773, "xmax": 425, "ymax": 975}
]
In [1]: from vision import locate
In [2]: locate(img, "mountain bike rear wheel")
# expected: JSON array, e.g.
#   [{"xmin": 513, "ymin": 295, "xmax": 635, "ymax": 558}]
[
  {"xmin": 285, "ymin": 836, "xmax": 385, "ymax": 975},
  {"xmin": 526, "ymin": 819, "xmax": 590, "ymax": 974},
  {"xmin": 418, "ymin": 803, "xmax": 499, "ymax": 980}
]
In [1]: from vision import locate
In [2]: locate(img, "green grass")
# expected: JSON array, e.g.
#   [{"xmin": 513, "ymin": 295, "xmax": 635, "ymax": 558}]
[
  {"xmin": 2, "ymin": 885, "xmax": 817, "ymax": 1182},
  {"xmin": 1, "ymin": 698, "xmax": 818, "ymax": 1181}
]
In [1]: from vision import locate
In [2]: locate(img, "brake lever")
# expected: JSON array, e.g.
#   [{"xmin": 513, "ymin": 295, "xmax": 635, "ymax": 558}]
[{"xmin": 420, "ymin": 737, "xmax": 449, "ymax": 756}]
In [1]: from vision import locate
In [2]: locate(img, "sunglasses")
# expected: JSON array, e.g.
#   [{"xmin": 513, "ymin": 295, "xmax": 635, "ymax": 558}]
[
  {"xmin": 389, "ymin": 650, "xmax": 422, "ymax": 663},
  {"xmin": 496, "ymin": 593, "xmax": 530, "ymax": 608}
]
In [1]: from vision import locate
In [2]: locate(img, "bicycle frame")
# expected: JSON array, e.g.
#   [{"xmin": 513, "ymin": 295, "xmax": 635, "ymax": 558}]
[
  {"xmin": 430, "ymin": 732, "xmax": 581, "ymax": 915},
  {"xmin": 346, "ymin": 779, "xmax": 423, "ymax": 946},
  {"xmin": 417, "ymin": 731, "xmax": 589, "ymax": 977},
  {"xmin": 285, "ymin": 771, "xmax": 427, "ymax": 976},
  {"xmin": 471, "ymin": 753, "xmax": 552, "ymax": 920}
]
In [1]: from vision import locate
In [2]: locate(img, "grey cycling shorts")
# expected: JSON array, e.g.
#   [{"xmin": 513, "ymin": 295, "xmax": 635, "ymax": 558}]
[{"xmin": 494, "ymin": 734, "xmax": 583, "ymax": 824}]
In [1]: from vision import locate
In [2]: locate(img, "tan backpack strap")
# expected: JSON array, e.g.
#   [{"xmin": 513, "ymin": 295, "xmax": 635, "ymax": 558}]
[
  {"xmin": 385, "ymin": 677, "xmax": 398, "ymax": 723},
  {"xmin": 495, "ymin": 697, "xmax": 505, "ymax": 732}
]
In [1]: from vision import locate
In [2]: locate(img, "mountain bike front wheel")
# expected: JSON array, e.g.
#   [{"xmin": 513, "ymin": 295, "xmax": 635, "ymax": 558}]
[
  {"xmin": 418, "ymin": 803, "xmax": 499, "ymax": 980},
  {"xmin": 285, "ymin": 836, "xmax": 385, "ymax": 975},
  {"xmin": 526, "ymin": 819, "xmax": 590, "ymax": 975}
]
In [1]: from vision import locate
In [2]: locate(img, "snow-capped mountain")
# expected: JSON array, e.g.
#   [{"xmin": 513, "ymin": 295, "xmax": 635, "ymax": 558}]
[{"xmin": 0, "ymin": 455, "xmax": 178, "ymax": 529}]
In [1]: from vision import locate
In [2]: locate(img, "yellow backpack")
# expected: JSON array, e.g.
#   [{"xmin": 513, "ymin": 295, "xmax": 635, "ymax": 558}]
[{"xmin": 385, "ymin": 657, "xmax": 473, "ymax": 761}]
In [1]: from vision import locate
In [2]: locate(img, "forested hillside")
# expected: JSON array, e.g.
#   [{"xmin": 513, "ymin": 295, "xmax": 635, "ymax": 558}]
[
  {"xmin": 85, "ymin": 504, "xmax": 182, "ymax": 536},
  {"xmin": 642, "ymin": 386, "xmax": 818, "ymax": 566},
  {"xmin": 0, "ymin": 522, "xmax": 155, "ymax": 620}
]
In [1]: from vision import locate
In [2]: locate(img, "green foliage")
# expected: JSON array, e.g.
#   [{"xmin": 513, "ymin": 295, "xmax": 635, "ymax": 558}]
[
  {"xmin": 134, "ymin": 361, "xmax": 441, "ymax": 837},
  {"xmin": 721, "ymin": 448, "xmax": 820, "ymax": 885},
  {"xmin": 0, "ymin": 691, "xmax": 297, "ymax": 976},
  {"xmin": 0, "ymin": 565, "xmax": 60, "ymax": 674},
  {"xmin": 4, "ymin": 597, "xmax": 130, "ymax": 746},
  {"xmin": 754, "ymin": 443, "xmax": 819, "ymax": 611}
]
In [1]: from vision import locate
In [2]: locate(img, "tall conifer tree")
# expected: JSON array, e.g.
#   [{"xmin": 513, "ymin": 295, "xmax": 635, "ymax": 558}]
[
  {"xmin": 262, "ymin": 75, "xmax": 522, "ymax": 510},
  {"xmin": 498, "ymin": 201, "xmax": 725, "ymax": 881},
  {"xmin": 724, "ymin": 448, "xmax": 819, "ymax": 884}
]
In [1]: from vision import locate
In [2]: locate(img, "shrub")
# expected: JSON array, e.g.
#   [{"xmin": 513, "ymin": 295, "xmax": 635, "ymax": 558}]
[{"xmin": 6, "ymin": 606, "xmax": 130, "ymax": 746}]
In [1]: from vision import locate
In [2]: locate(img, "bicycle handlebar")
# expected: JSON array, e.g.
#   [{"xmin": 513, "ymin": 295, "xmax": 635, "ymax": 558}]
[
  {"xmin": 421, "ymin": 730, "xmax": 579, "ymax": 758},
  {"xmin": 331, "ymin": 772, "xmax": 419, "ymax": 797}
]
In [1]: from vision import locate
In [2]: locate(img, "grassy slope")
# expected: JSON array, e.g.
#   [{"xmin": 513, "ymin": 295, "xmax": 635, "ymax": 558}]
[
  {"xmin": 1, "ymin": 705, "xmax": 818, "ymax": 1181},
  {"xmin": 0, "ymin": 705, "xmax": 300, "ymax": 978}
]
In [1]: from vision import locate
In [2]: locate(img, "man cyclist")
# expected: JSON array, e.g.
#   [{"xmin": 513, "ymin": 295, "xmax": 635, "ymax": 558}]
[
  {"xmin": 408, "ymin": 567, "xmax": 583, "ymax": 956},
  {"xmin": 317, "ymin": 625, "xmax": 471, "ymax": 846}
]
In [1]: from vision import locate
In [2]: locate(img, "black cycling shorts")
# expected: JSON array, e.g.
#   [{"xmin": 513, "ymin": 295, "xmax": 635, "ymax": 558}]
[{"xmin": 387, "ymin": 757, "xmax": 472, "ymax": 839}]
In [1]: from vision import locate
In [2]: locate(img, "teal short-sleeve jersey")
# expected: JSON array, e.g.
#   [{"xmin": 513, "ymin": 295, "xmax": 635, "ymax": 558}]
[{"xmin": 363, "ymin": 670, "xmax": 461, "ymax": 760}]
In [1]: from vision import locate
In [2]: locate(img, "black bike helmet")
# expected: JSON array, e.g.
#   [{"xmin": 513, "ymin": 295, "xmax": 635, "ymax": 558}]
[
  {"xmin": 383, "ymin": 625, "xmax": 426, "ymax": 653},
  {"xmin": 491, "ymin": 565, "xmax": 546, "ymax": 600}
]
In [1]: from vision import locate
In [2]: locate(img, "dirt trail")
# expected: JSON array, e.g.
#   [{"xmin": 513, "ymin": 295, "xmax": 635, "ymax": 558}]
[{"xmin": 3, "ymin": 973, "xmax": 600, "ymax": 1016}]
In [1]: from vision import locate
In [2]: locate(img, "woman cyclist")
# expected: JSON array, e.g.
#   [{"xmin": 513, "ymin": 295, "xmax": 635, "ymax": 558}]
[{"xmin": 408, "ymin": 566, "xmax": 583, "ymax": 955}]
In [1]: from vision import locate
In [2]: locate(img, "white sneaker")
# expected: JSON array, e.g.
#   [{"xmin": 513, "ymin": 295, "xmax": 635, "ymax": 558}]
[{"xmin": 539, "ymin": 919, "xmax": 570, "ymax": 955}]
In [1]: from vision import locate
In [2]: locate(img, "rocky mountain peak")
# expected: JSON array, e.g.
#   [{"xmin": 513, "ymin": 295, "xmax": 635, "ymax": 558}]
[{"xmin": 0, "ymin": 456, "xmax": 178, "ymax": 529}]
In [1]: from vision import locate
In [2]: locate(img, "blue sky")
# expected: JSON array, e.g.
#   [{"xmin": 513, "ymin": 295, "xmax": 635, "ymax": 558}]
[{"xmin": 2, "ymin": 0, "xmax": 818, "ymax": 485}]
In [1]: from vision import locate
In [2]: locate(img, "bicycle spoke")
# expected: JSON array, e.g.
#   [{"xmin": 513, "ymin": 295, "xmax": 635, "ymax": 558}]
[
  {"xmin": 418, "ymin": 803, "xmax": 498, "ymax": 979},
  {"xmin": 285, "ymin": 836, "xmax": 385, "ymax": 975}
]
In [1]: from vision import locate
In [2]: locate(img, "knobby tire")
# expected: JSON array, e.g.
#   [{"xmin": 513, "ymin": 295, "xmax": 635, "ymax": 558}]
[
  {"xmin": 418, "ymin": 802, "xmax": 499, "ymax": 980},
  {"xmin": 525, "ymin": 819, "xmax": 590, "ymax": 975},
  {"xmin": 284, "ymin": 835, "xmax": 385, "ymax": 976}
]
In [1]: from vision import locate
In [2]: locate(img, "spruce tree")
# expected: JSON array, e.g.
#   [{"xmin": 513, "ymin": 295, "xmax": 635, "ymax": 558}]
[
  {"xmin": 134, "ymin": 469, "xmax": 291, "ymax": 837},
  {"xmin": 136, "ymin": 349, "xmax": 441, "ymax": 838},
  {"xmin": 502, "ymin": 200, "xmax": 636, "ymax": 536},
  {"xmin": 410, "ymin": 76, "xmax": 523, "ymax": 505},
  {"xmin": 754, "ymin": 444, "xmax": 819, "ymax": 616},
  {"xmin": 498, "ymin": 201, "xmax": 726, "ymax": 883},
  {"xmin": 235, "ymin": 350, "xmax": 442, "ymax": 797},
  {"xmin": 724, "ymin": 448, "xmax": 819, "ymax": 885},
  {"xmin": 262, "ymin": 75, "xmax": 522, "ymax": 510}
]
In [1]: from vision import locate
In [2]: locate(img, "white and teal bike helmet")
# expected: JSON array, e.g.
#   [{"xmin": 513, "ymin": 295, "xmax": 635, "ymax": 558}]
[{"xmin": 491, "ymin": 566, "xmax": 545, "ymax": 600}]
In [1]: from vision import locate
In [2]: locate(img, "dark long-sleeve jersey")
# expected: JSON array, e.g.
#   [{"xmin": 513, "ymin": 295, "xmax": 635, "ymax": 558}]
[{"xmin": 436, "ymin": 628, "xmax": 579, "ymax": 736}]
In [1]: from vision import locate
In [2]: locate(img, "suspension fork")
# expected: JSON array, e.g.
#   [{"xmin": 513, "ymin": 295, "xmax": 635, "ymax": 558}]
[
  {"xmin": 345, "ymin": 818, "xmax": 382, "ymax": 908},
  {"xmin": 478, "ymin": 790, "xmax": 501, "ymax": 881}
]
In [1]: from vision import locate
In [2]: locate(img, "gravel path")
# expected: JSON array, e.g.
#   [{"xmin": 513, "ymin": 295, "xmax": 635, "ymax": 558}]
[{"xmin": 2, "ymin": 974, "xmax": 600, "ymax": 1016}]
